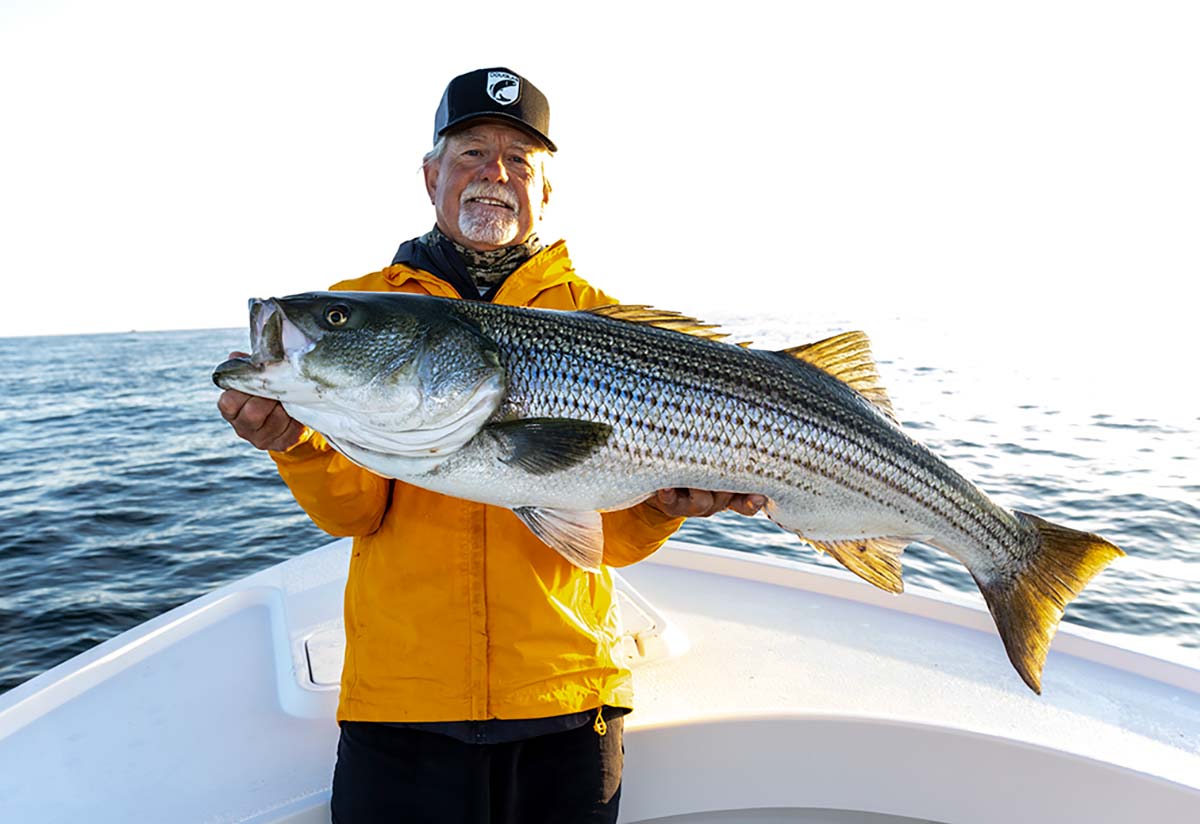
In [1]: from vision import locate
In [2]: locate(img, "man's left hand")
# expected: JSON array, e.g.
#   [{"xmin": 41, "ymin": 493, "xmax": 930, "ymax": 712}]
[{"xmin": 645, "ymin": 489, "xmax": 766, "ymax": 519}]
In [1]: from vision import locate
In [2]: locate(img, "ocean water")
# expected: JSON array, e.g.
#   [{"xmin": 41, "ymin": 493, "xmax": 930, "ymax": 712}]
[{"xmin": 1, "ymin": 320, "xmax": 1197, "ymax": 695}]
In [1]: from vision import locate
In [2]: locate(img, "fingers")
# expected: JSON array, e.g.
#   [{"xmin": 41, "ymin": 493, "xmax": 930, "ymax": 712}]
[
  {"xmin": 258, "ymin": 403, "xmax": 305, "ymax": 451},
  {"xmin": 276, "ymin": 418, "xmax": 307, "ymax": 452},
  {"xmin": 700, "ymin": 490, "xmax": 735, "ymax": 515},
  {"xmin": 217, "ymin": 388, "xmax": 251, "ymax": 421},
  {"xmin": 217, "ymin": 389, "xmax": 303, "ymax": 452},
  {"xmin": 728, "ymin": 494, "xmax": 767, "ymax": 517},
  {"xmin": 652, "ymin": 488, "xmax": 713, "ymax": 517},
  {"xmin": 650, "ymin": 489, "xmax": 767, "ymax": 518}
]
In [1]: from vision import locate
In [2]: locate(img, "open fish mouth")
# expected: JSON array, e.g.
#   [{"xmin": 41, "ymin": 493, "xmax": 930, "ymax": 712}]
[
  {"xmin": 250, "ymin": 299, "xmax": 286, "ymax": 363},
  {"xmin": 212, "ymin": 298, "xmax": 316, "ymax": 389},
  {"xmin": 249, "ymin": 298, "xmax": 317, "ymax": 365}
]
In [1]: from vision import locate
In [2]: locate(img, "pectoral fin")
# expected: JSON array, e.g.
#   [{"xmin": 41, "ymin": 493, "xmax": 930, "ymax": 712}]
[
  {"xmin": 485, "ymin": 418, "xmax": 613, "ymax": 475},
  {"xmin": 512, "ymin": 506, "xmax": 605, "ymax": 572}
]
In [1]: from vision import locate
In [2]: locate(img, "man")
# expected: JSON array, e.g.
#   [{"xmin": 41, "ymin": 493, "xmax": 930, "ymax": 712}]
[{"xmin": 218, "ymin": 68, "xmax": 763, "ymax": 823}]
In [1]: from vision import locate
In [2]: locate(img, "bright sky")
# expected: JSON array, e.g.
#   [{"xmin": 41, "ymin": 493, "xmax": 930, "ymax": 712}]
[{"xmin": 2, "ymin": 0, "xmax": 1197, "ymax": 396}]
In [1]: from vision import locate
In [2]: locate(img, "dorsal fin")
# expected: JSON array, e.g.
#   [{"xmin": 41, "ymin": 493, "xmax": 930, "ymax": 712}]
[
  {"xmin": 585, "ymin": 304, "xmax": 749, "ymax": 345},
  {"xmin": 781, "ymin": 331, "xmax": 897, "ymax": 422}
]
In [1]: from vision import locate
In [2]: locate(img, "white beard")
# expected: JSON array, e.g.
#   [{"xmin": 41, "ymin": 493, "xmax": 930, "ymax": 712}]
[
  {"xmin": 458, "ymin": 204, "xmax": 519, "ymax": 246},
  {"xmin": 458, "ymin": 181, "xmax": 522, "ymax": 246}
]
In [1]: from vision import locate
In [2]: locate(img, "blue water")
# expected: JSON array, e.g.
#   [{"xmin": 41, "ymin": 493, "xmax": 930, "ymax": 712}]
[{"xmin": 1, "ymin": 323, "xmax": 1198, "ymax": 694}]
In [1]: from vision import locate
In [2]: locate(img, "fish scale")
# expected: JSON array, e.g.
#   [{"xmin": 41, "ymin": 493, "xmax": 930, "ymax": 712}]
[
  {"xmin": 213, "ymin": 291, "xmax": 1125, "ymax": 692},
  {"xmin": 463, "ymin": 301, "xmax": 981, "ymax": 541}
]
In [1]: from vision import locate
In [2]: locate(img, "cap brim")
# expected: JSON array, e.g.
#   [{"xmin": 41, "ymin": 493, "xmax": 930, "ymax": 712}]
[{"xmin": 438, "ymin": 113, "xmax": 557, "ymax": 153}]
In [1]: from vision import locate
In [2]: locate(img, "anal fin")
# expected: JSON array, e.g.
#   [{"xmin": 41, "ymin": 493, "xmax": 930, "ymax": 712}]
[
  {"xmin": 763, "ymin": 502, "xmax": 909, "ymax": 593},
  {"xmin": 512, "ymin": 507, "xmax": 604, "ymax": 572},
  {"xmin": 811, "ymin": 537, "xmax": 909, "ymax": 593}
]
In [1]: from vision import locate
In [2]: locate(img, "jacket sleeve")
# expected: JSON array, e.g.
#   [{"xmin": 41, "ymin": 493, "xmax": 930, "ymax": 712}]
[
  {"xmin": 270, "ymin": 429, "xmax": 391, "ymax": 537},
  {"xmin": 600, "ymin": 504, "xmax": 686, "ymax": 568}
]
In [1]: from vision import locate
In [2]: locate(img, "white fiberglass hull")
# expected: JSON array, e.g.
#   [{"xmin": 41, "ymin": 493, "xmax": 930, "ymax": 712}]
[{"xmin": 0, "ymin": 538, "xmax": 1197, "ymax": 823}]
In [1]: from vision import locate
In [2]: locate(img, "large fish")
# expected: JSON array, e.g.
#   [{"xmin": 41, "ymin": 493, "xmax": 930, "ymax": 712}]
[{"xmin": 214, "ymin": 291, "xmax": 1123, "ymax": 693}]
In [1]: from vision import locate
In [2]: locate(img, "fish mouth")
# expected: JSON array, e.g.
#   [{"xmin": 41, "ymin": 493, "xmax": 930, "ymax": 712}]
[
  {"xmin": 250, "ymin": 298, "xmax": 316, "ymax": 364},
  {"xmin": 212, "ymin": 298, "xmax": 316, "ymax": 389},
  {"xmin": 250, "ymin": 298, "xmax": 286, "ymax": 363},
  {"xmin": 212, "ymin": 355, "xmax": 255, "ymax": 388}
]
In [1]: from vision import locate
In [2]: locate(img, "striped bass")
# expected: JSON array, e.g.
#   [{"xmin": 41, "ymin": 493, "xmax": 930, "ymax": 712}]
[{"xmin": 213, "ymin": 291, "xmax": 1124, "ymax": 693}]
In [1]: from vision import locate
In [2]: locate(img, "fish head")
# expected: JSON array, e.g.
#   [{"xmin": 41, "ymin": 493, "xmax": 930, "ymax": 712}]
[
  {"xmin": 213, "ymin": 294, "xmax": 338, "ymax": 403},
  {"xmin": 213, "ymin": 292, "xmax": 506, "ymax": 461}
]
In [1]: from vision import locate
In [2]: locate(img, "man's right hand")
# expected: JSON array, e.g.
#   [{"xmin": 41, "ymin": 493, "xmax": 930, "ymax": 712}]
[{"xmin": 216, "ymin": 352, "xmax": 305, "ymax": 452}]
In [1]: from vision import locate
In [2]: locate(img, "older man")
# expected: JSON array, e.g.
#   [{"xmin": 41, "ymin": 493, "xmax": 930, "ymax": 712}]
[{"xmin": 218, "ymin": 68, "xmax": 763, "ymax": 823}]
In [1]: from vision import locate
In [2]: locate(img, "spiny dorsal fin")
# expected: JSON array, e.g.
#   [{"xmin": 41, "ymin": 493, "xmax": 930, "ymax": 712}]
[
  {"xmin": 586, "ymin": 304, "xmax": 750, "ymax": 346},
  {"xmin": 781, "ymin": 331, "xmax": 897, "ymax": 422},
  {"xmin": 805, "ymin": 536, "xmax": 910, "ymax": 594}
]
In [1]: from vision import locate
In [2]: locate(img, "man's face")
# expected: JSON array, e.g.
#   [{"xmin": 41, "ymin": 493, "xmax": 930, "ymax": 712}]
[{"xmin": 424, "ymin": 122, "xmax": 550, "ymax": 251}]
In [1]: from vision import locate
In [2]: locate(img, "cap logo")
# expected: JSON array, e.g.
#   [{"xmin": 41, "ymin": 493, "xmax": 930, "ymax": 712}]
[{"xmin": 486, "ymin": 71, "xmax": 520, "ymax": 106}]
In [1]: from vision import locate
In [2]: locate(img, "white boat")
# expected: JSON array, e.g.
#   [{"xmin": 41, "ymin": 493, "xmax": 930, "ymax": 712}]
[{"xmin": 1, "ymin": 537, "xmax": 1197, "ymax": 823}]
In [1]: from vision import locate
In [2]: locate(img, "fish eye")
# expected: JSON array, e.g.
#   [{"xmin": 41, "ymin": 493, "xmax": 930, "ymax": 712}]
[{"xmin": 325, "ymin": 304, "xmax": 351, "ymax": 327}]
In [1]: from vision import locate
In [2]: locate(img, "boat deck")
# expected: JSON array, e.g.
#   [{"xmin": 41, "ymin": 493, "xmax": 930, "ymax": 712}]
[
  {"xmin": 621, "ymin": 545, "xmax": 1200, "ymax": 822},
  {"xmin": 0, "ymin": 538, "xmax": 1196, "ymax": 823}
]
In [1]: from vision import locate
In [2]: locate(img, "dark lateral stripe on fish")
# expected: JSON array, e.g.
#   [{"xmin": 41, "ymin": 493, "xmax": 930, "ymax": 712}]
[
  {"xmin": 520, "ymin": 330, "xmax": 1016, "ymax": 550},
  {"xmin": 410, "ymin": 300, "xmax": 1061, "ymax": 607},
  {"xmin": 524, "ymin": 344, "xmax": 965, "ymax": 531}
]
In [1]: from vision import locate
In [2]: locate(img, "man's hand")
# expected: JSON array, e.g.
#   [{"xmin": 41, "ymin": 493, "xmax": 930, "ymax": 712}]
[
  {"xmin": 216, "ymin": 352, "xmax": 305, "ymax": 452},
  {"xmin": 644, "ymin": 488, "xmax": 766, "ymax": 519}
]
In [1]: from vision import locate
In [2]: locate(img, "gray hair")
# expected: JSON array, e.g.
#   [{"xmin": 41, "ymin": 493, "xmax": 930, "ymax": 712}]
[
  {"xmin": 421, "ymin": 138, "xmax": 449, "ymax": 169},
  {"xmin": 423, "ymin": 135, "xmax": 553, "ymax": 201}
]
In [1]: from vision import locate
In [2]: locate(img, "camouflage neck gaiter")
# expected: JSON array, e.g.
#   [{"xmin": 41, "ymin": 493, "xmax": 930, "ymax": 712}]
[{"xmin": 421, "ymin": 225, "xmax": 545, "ymax": 295}]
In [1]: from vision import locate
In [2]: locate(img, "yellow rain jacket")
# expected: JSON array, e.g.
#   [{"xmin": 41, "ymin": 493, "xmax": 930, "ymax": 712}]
[{"xmin": 270, "ymin": 241, "xmax": 685, "ymax": 723}]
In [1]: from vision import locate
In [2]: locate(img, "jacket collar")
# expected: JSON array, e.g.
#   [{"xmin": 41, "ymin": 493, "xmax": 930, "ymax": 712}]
[{"xmin": 384, "ymin": 240, "xmax": 579, "ymax": 306}]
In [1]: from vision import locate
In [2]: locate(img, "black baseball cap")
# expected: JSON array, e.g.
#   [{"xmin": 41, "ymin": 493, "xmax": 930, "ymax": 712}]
[{"xmin": 433, "ymin": 67, "xmax": 556, "ymax": 152}]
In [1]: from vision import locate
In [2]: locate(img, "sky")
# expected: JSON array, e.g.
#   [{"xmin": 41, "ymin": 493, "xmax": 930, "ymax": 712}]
[{"xmin": 1, "ymin": 0, "xmax": 1197, "ymax": 394}]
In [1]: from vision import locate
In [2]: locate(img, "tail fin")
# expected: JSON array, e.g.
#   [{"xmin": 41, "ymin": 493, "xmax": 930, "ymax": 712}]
[{"xmin": 976, "ymin": 511, "xmax": 1124, "ymax": 693}]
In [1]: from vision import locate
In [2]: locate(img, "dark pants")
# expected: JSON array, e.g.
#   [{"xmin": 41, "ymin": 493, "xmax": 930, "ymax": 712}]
[{"xmin": 330, "ymin": 717, "xmax": 623, "ymax": 823}]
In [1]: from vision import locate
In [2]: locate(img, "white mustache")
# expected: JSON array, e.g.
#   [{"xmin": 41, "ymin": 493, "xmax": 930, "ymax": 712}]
[{"xmin": 461, "ymin": 183, "xmax": 518, "ymax": 212}]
